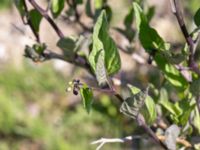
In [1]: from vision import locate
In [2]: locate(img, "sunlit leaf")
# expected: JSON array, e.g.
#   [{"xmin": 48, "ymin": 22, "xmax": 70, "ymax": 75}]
[
  {"xmin": 193, "ymin": 106, "xmax": 200, "ymax": 134},
  {"xmin": 133, "ymin": 2, "xmax": 188, "ymax": 89},
  {"xmin": 89, "ymin": 10, "xmax": 121, "ymax": 75},
  {"xmin": 121, "ymin": 85, "xmax": 157, "ymax": 124},
  {"xmin": 95, "ymin": 50, "xmax": 108, "ymax": 87},
  {"xmin": 51, "ymin": 0, "xmax": 65, "ymax": 18},
  {"xmin": 133, "ymin": 2, "xmax": 165, "ymax": 52},
  {"xmin": 95, "ymin": 0, "xmax": 103, "ymax": 9},
  {"xmin": 159, "ymin": 88, "xmax": 182, "ymax": 117}
]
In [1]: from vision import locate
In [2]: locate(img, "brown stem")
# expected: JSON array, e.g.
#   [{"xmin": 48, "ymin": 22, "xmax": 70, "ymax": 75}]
[
  {"xmin": 137, "ymin": 114, "xmax": 168, "ymax": 149},
  {"xmin": 28, "ymin": 0, "xmax": 64, "ymax": 38},
  {"xmin": 22, "ymin": 0, "xmax": 40, "ymax": 42},
  {"xmin": 170, "ymin": 0, "xmax": 200, "ymax": 76}
]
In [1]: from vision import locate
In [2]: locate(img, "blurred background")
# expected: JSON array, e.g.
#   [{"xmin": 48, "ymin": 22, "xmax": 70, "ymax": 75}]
[{"xmin": 0, "ymin": 0, "xmax": 199, "ymax": 149}]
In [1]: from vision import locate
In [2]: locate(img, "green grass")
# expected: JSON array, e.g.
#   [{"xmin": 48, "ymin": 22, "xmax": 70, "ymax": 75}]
[{"xmin": 0, "ymin": 63, "xmax": 122, "ymax": 150}]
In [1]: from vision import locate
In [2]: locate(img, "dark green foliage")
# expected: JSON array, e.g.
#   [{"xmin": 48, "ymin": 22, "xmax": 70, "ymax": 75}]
[
  {"xmin": 194, "ymin": 8, "xmax": 200, "ymax": 27},
  {"xmin": 29, "ymin": 9, "xmax": 43, "ymax": 33}
]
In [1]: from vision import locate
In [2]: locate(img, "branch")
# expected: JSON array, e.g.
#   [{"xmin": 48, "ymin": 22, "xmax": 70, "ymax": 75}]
[
  {"xmin": 158, "ymin": 135, "xmax": 192, "ymax": 148},
  {"xmin": 91, "ymin": 136, "xmax": 139, "ymax": 150},
  {"xmin": 170, "ymin": 0, "xmax": 200, "ymax": 76},
  {"xmin": 44, "ymin": 49, "xmax": 94, "ymax": 74},
  {"xmin": 136, "ymin": 114, "xmax": 168, "ymax": 149},
  {"xmin": 91, "ymin": 134, "xmax": 192, "ymax": 150},
  {"xmin": 28, "ymin": 0, "xmax": 64, "ymax": 38}
]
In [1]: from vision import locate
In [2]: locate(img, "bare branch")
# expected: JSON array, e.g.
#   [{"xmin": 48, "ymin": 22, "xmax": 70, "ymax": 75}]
[
  {"xmin": 91, "ymin": 133, "xmax": 192, "ymax": 150},
  {"xmin": 136, "ymin": 114, "xmax": 168, "ymax": 149},
  {"xmin": 91, "ymin": 136, "xmax": 139, "ymax": 150}
]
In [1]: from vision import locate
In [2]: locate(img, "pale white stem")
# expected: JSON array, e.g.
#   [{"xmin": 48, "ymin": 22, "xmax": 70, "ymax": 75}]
[{"xmin": 91, "ymin": 136, "xmax": 141, "ymax": 150}]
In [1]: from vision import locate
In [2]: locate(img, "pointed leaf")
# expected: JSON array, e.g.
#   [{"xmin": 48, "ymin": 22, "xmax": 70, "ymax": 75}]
[
  {"xmin": 29, "ymin": 9, "xmax": 42, "ymax": 33},
  {"xmin": 80, "ymin": 84, "xmax": 93, "ymax": 114},
  {"xmin": 86, "ymin": 0, "xmax": 93, "ymax": 18},
  {"xmin": 124, "ymin": 7, "xmax": 134, "ymax": 29},
  {"xmin": 193, "ymin": 106, "xmax": 200, "ymax": 134},
  {"xmin": 14, "ymin": 0, "xmax": 25, "ymax": 17},
  {"xmin": 159, "ymin": 88, "xmax": 182, "ymax": 117},
  {"xmin": 194, "ymin": 8, "xmax": 200, "ymax": 27},
  {"xmin": 51, "ymin": 0, "xmax": 65, "ymax": 18},
  {"xmin": 125, "ymin": 85, "xmax": 157, "ymax": 124},
  {"xmin": 133, "ymin": 2, "xmax": 188, "ymax": 89},
  {"xmin": 95, "ymin": 50, "xmax": 108, "ymax": 86},
  {"xmin": 89, "ymin": 10, "xmax": 121, "ymax": 75},
  {"xmin": 133, "ymin": 2, "xmax": 165, "ymax": 51}
]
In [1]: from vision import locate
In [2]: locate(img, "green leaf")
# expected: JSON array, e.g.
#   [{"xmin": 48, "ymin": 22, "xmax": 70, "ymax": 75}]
[
  {"xmin": 155, "ymin": 53, "xmax": 188, "ymax": 88},
  {"xmin": 179, "ymin": 100, "xmax": 195, "ymax": 126},
  {"xmin": 89, "ymin": 10, "xmax": 121, "ymax": 75},
  {"xmin": 124, "ymin": 7, "xmax": 134, "ymax": 28},
  {"xmin": 57, "ymin": 36, "xmax": 85, "ymax": 60},
  {"xmin": 127, "ymin": 84, "xmax": 140, "ymax": 94},
  {"xmin": 80, "ymin": 84, "xmax": 93, "ymax": 114},
  {"xmin": 33, "ymin": 43, "xmax": 46, "ymax": 54},
  {"xmin": 95, "ymin": 50, "xmax": 108, "ymax": 86},
  {"xmin": 14, "ymin": 0, "xmax": 25, "ymax": 17},
  {"xmin": 133, "ymin": 2, "xmax": 188, "ymax": 89},
  {"xmin": 193, "ymin": 106, "xmax": 200, "ymax": 134},
  {"xmin": 146, "ymin": 6, "xmax": 155, "ymax": 22},
  {"xmin": 194, "ymin": 8, "xmax": 200, "ymax": 27},
  {"xmin": 85, "ymin": 0, "xmax": 93, "ymax": 18},
  {"xmin": 159, "ymin": 88, "xmax": 182, "ymax": 117},
  {"xmin": 133, "ymin": 2, "xmax": 165, "ymax": 52},
  {"xmin": 51, "ymin": 0, "xmax": 65, "ymax": 18},
  {"xmin": 104, "ymin": 5, "xmax": 112, "ymax": 23},
  {"xmin": 126, "ymin": 85, "xmax": 157, "ymax": 124},
  {"xmin": 120, "ymin": 92, "xmax": 147, "ymax": 120},
  {"xmin": 29, "ymin": 9, "xmax": 42, "ymax": 33}
]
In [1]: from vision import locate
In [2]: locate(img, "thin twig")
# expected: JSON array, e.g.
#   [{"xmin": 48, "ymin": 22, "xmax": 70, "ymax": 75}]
[
  {"xmin": 170, "ymin": 0, "xmax": 200, "ymax": 76},
  {"xmin": 91, "ymin": 134, "xmax": 192, "ymax": 150},
  {"xmin": 28, "ymin": 0, "xmax": 64, "ymax": 38},
  {"xmin": 136, "ymin": 114, "xmax": 168, "ymax": 149}
]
